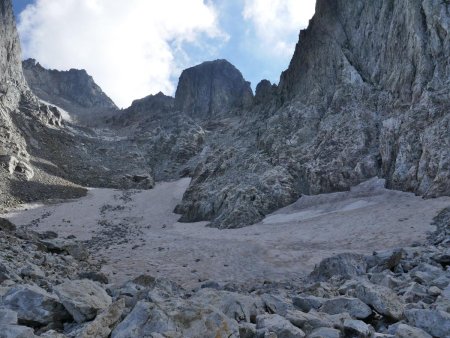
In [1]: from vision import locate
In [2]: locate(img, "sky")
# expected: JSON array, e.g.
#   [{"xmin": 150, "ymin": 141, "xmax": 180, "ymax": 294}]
[{"xmin": 12, "ymin": 0, "xmax": 316, "ymax": 108}]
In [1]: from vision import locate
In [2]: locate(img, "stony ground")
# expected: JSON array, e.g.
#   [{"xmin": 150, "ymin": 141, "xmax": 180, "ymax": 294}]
[{"xmin": 3, "ymin": 178, "xmax": 449, "ymax": 290}]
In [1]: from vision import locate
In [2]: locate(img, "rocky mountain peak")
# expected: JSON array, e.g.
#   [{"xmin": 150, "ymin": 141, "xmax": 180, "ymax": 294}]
[
  {"xmin": 22, "ymin": 58, "xmax": 118, "ymax": 121},
  {"xmin": 174, "ymin": 59, "xmax": 253, "ymax": 118},
  {"xmin": 128, "ymin": 91, "xmax": 174, "ymax": 114},
  {"xmin": 254, "ymin": 79, "xmax": 277, "ymax": 105}
]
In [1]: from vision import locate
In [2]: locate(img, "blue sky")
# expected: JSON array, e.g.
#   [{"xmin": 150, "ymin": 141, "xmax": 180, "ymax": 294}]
[
  {"xmin": 13, "ymin": 0, "xmax": 316, "ymax": 107},
  {"xmin": 12, "ymin": 0, "xmax": 29, "ymax": 13}
]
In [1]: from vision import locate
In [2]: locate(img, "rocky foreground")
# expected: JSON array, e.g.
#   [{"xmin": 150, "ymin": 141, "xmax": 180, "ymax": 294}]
[{"xmin": 0, "ymin": 207, "xmax": 449, "ymax": 337}]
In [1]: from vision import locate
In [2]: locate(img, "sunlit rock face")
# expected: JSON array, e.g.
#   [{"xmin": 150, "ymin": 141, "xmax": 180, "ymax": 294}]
[{"xmin": 174, "ymin": 59, "xmax": 253, "ymax": 118}]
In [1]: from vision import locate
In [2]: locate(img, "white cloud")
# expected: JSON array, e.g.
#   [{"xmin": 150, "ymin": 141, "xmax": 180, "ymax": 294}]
[
  {"xmin": 243, "ymin": 0, "xmax": 316, "ymax": 58},
  {"xmin": 18, "ymin": 0, "xmax": 226, "ymax": 108}
]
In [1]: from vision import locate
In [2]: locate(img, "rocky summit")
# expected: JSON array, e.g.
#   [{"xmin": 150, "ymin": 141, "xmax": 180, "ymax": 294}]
[
  {"xmin": 174, "ymin": 59, "xmax": 253, "ymax": 118},
  {"xmin": 22, "ymin": 59, "xmax": 118, "ymax": 124},
  {"xmin": 0, "ymin": 0, "xmax": 450, "ymax": 337}
]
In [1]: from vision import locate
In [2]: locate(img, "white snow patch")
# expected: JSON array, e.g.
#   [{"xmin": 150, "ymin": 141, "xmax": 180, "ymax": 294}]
[{"xmin": 39, "ymin": 99, "xmax": 73, "ymax": 122}]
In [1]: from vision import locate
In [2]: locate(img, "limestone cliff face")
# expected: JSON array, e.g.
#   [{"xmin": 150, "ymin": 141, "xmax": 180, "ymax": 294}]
[
  {"xmin": 0, "ymin": 0, "xmax": 74, "ymax": 209},
  {"xmin": 22, "ymin": 59, "xmax": 118, "ymax": 121},
  {"xmin": 283, "ymin": 0, "xmax": 450, "ymax": 106},
  {"xmin": 0, "ymin": 0, "xmax": 27, "ymax": 109},
  {"xmin": 275, "ymin": 0, "xmax": 450, "ymax": 197},
  {"xmin": 0, "ymin": 0, "xmax": 30, "ymax": 182},
  {"xmin": 174, "ymin": 59, "xmax": 253, "ymax": 118},
  {"xmin": 177, "ymin": 0, "xmax": 450, "ymax": 228}
]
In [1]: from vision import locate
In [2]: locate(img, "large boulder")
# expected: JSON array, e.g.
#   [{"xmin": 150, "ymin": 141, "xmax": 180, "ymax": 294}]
[
  {"xmin": 2, "ymin": 284, "xmax": 70, "ymax": 326},
  {"xmin": 0, "ymin": 309, "xmax": 17, "ymax": 325},
  {"xmin": 111, "ymin": 299, "xmax": 239, "ymax": 338},
  {"xmin": 192, "ymin": 289, "xmax": 265, "ymax": 324},
  {"xmin": 389, "ymin": 323, "xmax": 432, "ymax": 338},
  {"xmin": 77, "ymin": 299, "xmax": 125, "ymax": 338},
  {"xmin": 306, "ymin": 327, "xmax": 341, "ymax": 338},
  {"xmin": 342, "ymin": 319, "xmax": 374, "ymax": 338},
  {"xmin": 0, "ymin": 325, "xmax": 36, "ymax": 338},
  {"xmin": 54, "ymin": 279, "xmax": 112, "ymax": 323},
  {"xmin": 285, "ymin": 310, "xmax": 334, "ymax": 334},
  {"xmin": 310, "ymin": 253, "xmax": 367, "ymax": 281},
  {"xmin": 404, "ymin": 309, "xmax": 450, "ymax": 338},
  {"xmin": 319, "ymin": 297, "xmax": 372, "ymax": 319},
  {"xmin": 292, "ymin": 295, "xmax": 325, "ymax": 313},
  {"xmin": 355, "ymin": 282, "xmax": 404, "ymax": 320},
  {"xmin": 256, "ymin": 314, "xmax": 306, "ymax": 338}
]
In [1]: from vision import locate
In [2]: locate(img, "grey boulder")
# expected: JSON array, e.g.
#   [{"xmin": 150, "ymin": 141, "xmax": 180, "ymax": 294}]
[
  {"xmin": 0, "ymin": 309, "xmax": 17, "ymax": 325},
  {"xmin": 343, "ymin": 319, "xmax": 373, "ymax": 338},
  {"xmin": 256, "ymin": 314, "xmax": 306, "ymax": 338},
  {"xmin": 310, "ymin": 254, "xmax": 367, "ymax": 281},
  {"xmin": 306, "ymin": 327, "xmax": 341, "ymax": 338},
  {"xmin": 320, "ymin": 297, "xmax": 372, "ymax": 319},
  {"xmin": 355, "ymin": 282, "xmax": 404, "ymax": 320},
  {"xmin": 2, "ymin": 284, "xmax": 70, "ymax": 325},
  {"xmin": 0, "ymin": 325, "xmax": 36, "ymax": 338},
  {"xmin": 404, "ymin": 309, "xmax": 450, "ymax": 338},
  {"xmin": 293, "ymin": 295, "xmax": 325, "ymax": 313},
  {"xmin": 55, "ymin": 279, "xmax": 112, "ymax": 323},
  {"xmin": 112, "ymin": 299, "xmax": 239, "ymax": 338},
  {"xmin": 389, "ymin": 323, "xmax": 432, "ymax": 338}
]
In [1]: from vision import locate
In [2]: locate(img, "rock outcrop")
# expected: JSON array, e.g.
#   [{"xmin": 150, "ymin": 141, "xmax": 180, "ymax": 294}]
[
  {"xmin": 254, "ymin": 80, "xmax": 277, "ymax": 106},
  {"xmin": 0, "ymin": 0, "xmax": 27, "ymax": 109},
  {"xmin": 175, "ymin": 0, "xmax": 450, "ymax": 228},
  {"xmin": 276, "ymin": 0, "xmax": 450, "ymax": 197},
  {"xmin": 22, "ymin": 59, "xmax": 118, "ymax": 122},
  {"xmin": 174, "ymin": 59, "xmax": 253, "ymax": 118},
  {"xmin": 0, "ymin": 0, "xmax": 78, "ymax": 210},
  {"xmin": 107, "ymin": 91, "xmax": 174, "ymax": 129}
]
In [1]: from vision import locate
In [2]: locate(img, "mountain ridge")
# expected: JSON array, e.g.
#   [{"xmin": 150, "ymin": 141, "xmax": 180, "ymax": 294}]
[{"xmin": 22, "ymin": 58, "xmax": 118, "ymax": 124}]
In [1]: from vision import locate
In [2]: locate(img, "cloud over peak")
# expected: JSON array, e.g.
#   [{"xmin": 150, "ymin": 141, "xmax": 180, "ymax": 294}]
[
  {"xmin": 19, "ymin": 0, "xmax": 226, "ymax": 108},
  {"xmin": 243, "ymin": 0, "xmax": 316, "ymax": 58}
]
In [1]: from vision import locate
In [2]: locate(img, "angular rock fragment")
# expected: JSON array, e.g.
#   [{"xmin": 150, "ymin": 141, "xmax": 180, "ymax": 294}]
[
  {"xmin": 355, "ymin": 282, "xmax": 404, "ymax": 320},
  {"xmin": 78, "ymin": 299, "xmax": 125, "ymax": 338},
  {"xmin": 343, "ymin": 319, "xmax": 373, "ymax": 338},
  {"xmin": 0, "ymin": 325, "xmax": 36, "ymax": 338},
  {"xmin": 310, "ymin": 254, "xmax": 367, "ymax": 281},
  {"xmin": 256, "ymin": 314, "xmax": 306, "ymax": 338},
  {"xmin": 320, "ymin": 297, "xmax": 372, "ymax": 319},
  {"xmin": 55, "ymin": 279, "xmax": 111, "ymax": 323},
  {"xmin": 388, "ymin": 323, "xmax": 432, "ymax": 338},
  {"xmin": 3, "ymin": 284, "xmax": 70, "ymax": 326},
  {"xmin": 404, "ymin": 309, "xmax": 450, "ymax": 338},
  {"xmin": 306, "ymin": 327, "xmax": 341, "ymax": 338},
  {"xmin": 293, "ymin": 295, "xmax": 325, "ymax": 313}
]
